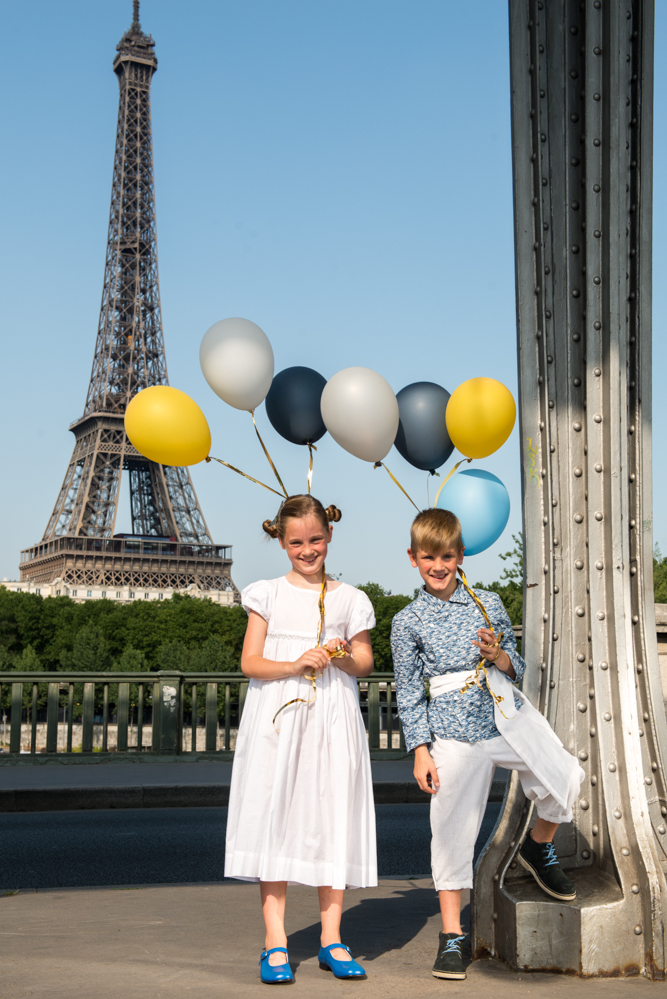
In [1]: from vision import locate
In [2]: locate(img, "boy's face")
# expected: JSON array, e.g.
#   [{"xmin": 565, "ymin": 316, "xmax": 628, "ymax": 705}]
[{"xmin": 407, "ymin": 546, "xmax": 464, "ymax": 601}]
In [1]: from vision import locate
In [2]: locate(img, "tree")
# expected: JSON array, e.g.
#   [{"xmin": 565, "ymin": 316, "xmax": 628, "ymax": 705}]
[
  {"xmin": 654, "ymin": 546, "xmax": 667, "ymax": 605},
  {"xmin": 71, "ymin": 624, "xmax": 112, "ymax": 672}
]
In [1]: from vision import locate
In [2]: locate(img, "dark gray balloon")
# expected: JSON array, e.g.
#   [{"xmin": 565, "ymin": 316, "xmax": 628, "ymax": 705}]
[
  {"xmin": 394, "ymin": 381, "xmax": 454, "ymax": 472},
  {"xmin": 265, "ymin": 366, "xmax": 327, "ymax": 445}
]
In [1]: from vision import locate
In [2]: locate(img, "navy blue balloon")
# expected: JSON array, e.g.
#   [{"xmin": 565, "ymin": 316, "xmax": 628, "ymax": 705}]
[
  {"xmin": 265, "ymin": 366, "xmax": 327, "ymax": 445},
  {"xmin": 394, "ymin": 381, "xmax": 454, "ymax": 472}
]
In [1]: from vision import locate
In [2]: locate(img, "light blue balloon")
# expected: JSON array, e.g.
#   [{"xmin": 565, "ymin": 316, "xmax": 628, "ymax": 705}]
[{"xmin": 436, "ymin": 468, "xmax": 510, "ymax": 555}]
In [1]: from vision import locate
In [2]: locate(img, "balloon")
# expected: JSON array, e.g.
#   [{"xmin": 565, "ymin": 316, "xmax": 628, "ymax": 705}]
[
  {"xmin": 394, "ymin": 382, "xmax": 454, "ymax": 472},
  {"xmin": 124, "ymin": 386, "xmax": 211, "ymax": 466},
  {"xmin": 265, "ymin": 366, "xmax": 327, "ymax": 445},
  {"xmin": 446, "ymin": 377, "xmax": 516, "ymax": 459},
  {"xmin": 436, "ymin": 468, "xmax": 510, "ymax": 555},
  {"xmin": 320, "ymin": 367, "xmax": 399, "ymax": 463},
  {"xmin": 200, "ymin": 318, "xmax": 274, "ymax": 411}
]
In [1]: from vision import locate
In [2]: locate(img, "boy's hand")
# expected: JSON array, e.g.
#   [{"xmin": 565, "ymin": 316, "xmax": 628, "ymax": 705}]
[{"xmin": 413, "ymin": 744, "xmax": 439, "ymax": 794}]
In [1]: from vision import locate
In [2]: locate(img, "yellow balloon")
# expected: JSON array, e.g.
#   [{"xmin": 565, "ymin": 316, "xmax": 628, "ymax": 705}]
[
  {"xmin": 124, "ymin": 386, "xmax": 211, "ymax": 466},
  {"xmin": 446, "ymin": 377, "xmax": 516, "ymax": 459}
]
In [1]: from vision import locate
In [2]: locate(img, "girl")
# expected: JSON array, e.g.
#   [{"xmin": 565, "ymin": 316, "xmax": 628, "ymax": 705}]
[{"xmin": 224, "ymin": 494, "xmax": 377, "ymax": 984}]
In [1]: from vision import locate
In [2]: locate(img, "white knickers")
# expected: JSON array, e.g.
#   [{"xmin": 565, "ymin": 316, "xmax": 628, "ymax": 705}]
[{"xmin": 429, "ymin": 734, "xmax": 576, "ymax": 892}]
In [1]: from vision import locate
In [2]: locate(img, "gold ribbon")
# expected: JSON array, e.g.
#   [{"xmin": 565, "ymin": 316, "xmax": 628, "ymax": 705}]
[
  {"xmin": 205, "ymin": 456, "xmax": 284, "ymax": 497},
  {"xmin": 251, "ymin": 410, "xmax": 289, "ymax": 498},
  {"xmin": 272, "ymin": 564, "xmax": 346, "ymax": 729},
  {"xmin": 307, "ymin": 442, "xmax": 317, "ymax": 495},
  {"xmin": 432, "ymin": 457, "xmax": 473, "ymax": 508},
  {"xmin": 455, "ymin": 566, "xmax": 509, "ymax": 719},
  {"xmin": 373, "ymin": 462, "xmax": 420, "ymax": 512}
]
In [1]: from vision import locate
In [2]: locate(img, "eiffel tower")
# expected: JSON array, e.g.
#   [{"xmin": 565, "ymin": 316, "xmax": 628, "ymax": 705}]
[{"xmin": 19, "ymin": 2, "xmax": 238, "ymax": 600}]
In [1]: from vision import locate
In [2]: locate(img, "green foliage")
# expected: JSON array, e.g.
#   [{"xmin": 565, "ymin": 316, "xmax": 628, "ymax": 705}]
[
  {"xmin": 474, "ymin": 533, "xmax": 524, "ymax": 626},
  {"xmin": 654, "ymin": 545, "xmax": 667, "ymax": 605},
  {"xmin": 357, "ymin": 583, "xmax": 412, "ymax": 671},
  {"xmin": 0, "ymin": 588, "xmax": 248, "ymax": 674}
]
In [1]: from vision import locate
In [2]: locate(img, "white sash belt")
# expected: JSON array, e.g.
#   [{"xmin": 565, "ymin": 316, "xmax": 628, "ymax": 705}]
[{"xmin": 428, "ymin": 667, "xmax": 583, "ymax": 812}]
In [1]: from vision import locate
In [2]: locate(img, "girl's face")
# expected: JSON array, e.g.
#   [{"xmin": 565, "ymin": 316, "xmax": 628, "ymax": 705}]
[{"xmin": 279, "ymin": 514, "xmax": 332, "ymax": 578}]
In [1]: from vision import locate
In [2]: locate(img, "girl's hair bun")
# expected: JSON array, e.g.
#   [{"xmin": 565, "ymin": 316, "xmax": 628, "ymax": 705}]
[{"xmin": 261, "ymin": 495, "xmax": 342, "ymax": 540}]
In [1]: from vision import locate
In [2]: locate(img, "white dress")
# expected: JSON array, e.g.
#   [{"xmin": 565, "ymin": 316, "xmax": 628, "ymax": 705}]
[{"xmin": 224, "ymin": 576, "xmax": 377, "ymax": 890}]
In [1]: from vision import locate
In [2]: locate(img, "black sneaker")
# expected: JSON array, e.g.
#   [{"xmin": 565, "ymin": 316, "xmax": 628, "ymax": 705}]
[
  {"xmin": 432, "ymin": 932, "xmax": 466, "ymax": 980},
  {"xmin": 518, "ymin": 833, "xmax": 576, "ymax": 901}
]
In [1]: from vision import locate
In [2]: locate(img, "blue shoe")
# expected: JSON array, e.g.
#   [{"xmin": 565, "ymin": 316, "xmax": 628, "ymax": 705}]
[
  {"xmin": 318, "ymin": 943, "xmax": 367, "ymax": 979},
  {"xmin": 259, "ymin": 947, "xmax": 294, "ymax": 984}
]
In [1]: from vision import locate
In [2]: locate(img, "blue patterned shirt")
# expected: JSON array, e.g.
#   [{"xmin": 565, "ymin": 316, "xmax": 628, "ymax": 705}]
[{"xmin": 391, "ymin": 582, "xmax": 526, "ymax": 751}]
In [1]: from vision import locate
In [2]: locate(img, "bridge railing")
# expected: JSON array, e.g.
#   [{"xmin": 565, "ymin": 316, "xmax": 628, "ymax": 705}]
[{"xmin": 0, "ymin": 671, "xmax": 406, "ymax": 761}]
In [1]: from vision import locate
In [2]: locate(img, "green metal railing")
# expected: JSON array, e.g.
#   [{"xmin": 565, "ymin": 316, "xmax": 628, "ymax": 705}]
[{"xmin": 0, "ymin": 671, "xmax": 406, "ymax": 761}]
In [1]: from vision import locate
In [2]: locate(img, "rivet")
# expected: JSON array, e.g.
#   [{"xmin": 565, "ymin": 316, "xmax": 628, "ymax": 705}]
[
  {"xmin": 570, "ymin": 70, "xmax": 578, "ymax": 79},
  {"xmin": 593, "ymin": 138, "xmax": 601, "ymax": 146},
  {"xmin": 594, "ymin": 463, "xmax": 602, "ymax": 473},
  {"xmin": 570, "ymin": 157, "xmax": 580, "ymax": 166},
  {"xmin": 594, "ymin": 367, "xmax": 601, "ymax": 376},
  {"xmin": 550, "ymin": 680, "xmax": 556, "ymax": 688},
  {"xmin": 645, "ymin": 777, "xmax": 652, "ymax": 785},
  {"xmin": 593, "ymin": 276, "xmax": 601, "ymax": 285},
  {"xmin": 554, "ymin": 585, "xmax": 559, "ymax": 593},
  {"xmin": 533, "ymin": 241, "xmax": 540, "ymax": 250},
  {"xmin": 571, "ymin": 244, "xmax": 580, "ymax": 254},
  {"xmin": 572, "ymin": 332, "xmax": 581, "ymax": 342},
  {"xmin": 544, "ymin": 565, "xmax": 549, "ymax": 574},
  {"xmin": 594, "ymin": 229, "xmax": 602, "ymax": 238},
  {"xmin": 577, "ymin": 702, "xmax": 587, "ymax": 712},
  {"xmin": 590, "ymin": 726, "xmax": 596, "ymax": 737},
  {"xmin": 592, "ymin": 824, "xmax": 599, "ymax": 835},
  {"xmin": 588, "ymin": 688, "xmax": 594, "ymax": 698},
  {"xmin": 574, "ymin": 514, "xmax": 583, "ymax": 523},
  {"xmin": 582, "ymin": 850, "xmax": 591, "ymax": 859},
  {"xmin": 552, "ymin": 498, "xmax": 558, "ymax": 507},
  {"xmin": 631, "ymin": 884, "xmax": 640, "ymax": 894},
  {"xmin": 579, "ymin": 750, "xmax": 588, "ymax": 761},
  {"xmin": 629, "ymin": 424, "xmax": 635, "ymax": 434},
  {"xmin": 539, "ymin": 420, "xmax": 545, "ymax": 430},
  {"xmin": 594, "ymin": 321, "xmax": 602, "ymax": 330},
  {"xmin": 543, "ymin": 517, "xmax": 548, "ymax": 525},
  {"xmin": 573, "ymin": 377, "xmax": 581, "ymax": 386},
  {"xmin": 571, "ymin": 201, "xmax": 580, "ymax": 211},
  {"xmin": 493, "ymin": 874, "xmax": 499, "ymax": 882},
  {"xmin": 549, "ymin": 399, "xmax": 554, "ymax": 408},
  {"xmin": 630, "ymin": 519, "xmax": 636, "ymax": 528},
  {"xmin": 644, "ymin": 712, "xmax": 649, "ymax": 721},
  {"xmin": 597, "ymin": 611, "xmax": 606, "ymax": 621},
  {"xmin": 574, "ymin": 467, "xmax": 583, "ymax": 477},
  {"xmin": 660, "ymin": 827, "xmax": 667, "ymax": 836},
  {"xmin": 577, "ymin": 652, "xmax": 586, "ymax": 662},
  {"xmin": 594, "ymin": 413, "xmax": 602, "ymax": 423},
  {"xmin": 652, "ymin": 762, "xmax": 658, "ymax": 772},
  {"xmin": 510, "ymin": 861, "xmax": 517, "ymax": 869},
  {"xmin": 595, "ymin": 512, "xmax": 603, "ymax": 521},
  {"xmin": 541, "ymin": 133, "xmax": 547, "ymax": 142},
  {"xmin": 570, "ymin": 114, "xmax": 580, "ymax": 123},
  {"xmin": 540, "ymin": 662, "xmax": 546, "ymax": 671},
  {"xmin": 553, "ymin": 633, "xmax": 559, "ymax": 641},
  {"xmin": 593, "ymin": 93, "xmax": 601, "ymax": 101},
  {"xmin": 575, "ymin": 559, "xmax": 584, "ymax": 569},
  {"xmin": 553, "ymin": 538, "xmax": 559, "ymax": 546},
  {"xmin": 632, "ymin": 615, "xmax": 639, "ymax": 624},
  {"xmin": 622, "ymin": 847, "xmax": 630, "ymax": 856},
  {"xmin": 608, "ymin": 763, "xmax": 617, "ymax": 772},
  {"xmin": 600, "ymin": 661, "xmax": 608, "ymax": 670},
  {"xmin": 576, "ymin": 607, "xmax": 585, "ymax": 617},
  {"xmin": 634, "ymin": 926, "xmax": 643, "ymax": 935},
  {"xmin": 543, "ymin": 614, "xmax": 549, "ymax": 623},
  {"xmin": 596, "ymin": 561, "xmax": 604, "ymax": 570},
  {"xmin": 569, "ymin": 25, "xmax": 578, "ymax": 35},
  {"xmin": 662, "ymin": 807, "xmax": 667, "ymax": 817},
  {"xmin": 538, "ymin": 376, "xmax": 544, "ymax": 385},
  {"xmin": 573, "ymin": 422, "xmax": 582, "ymax": 431},
  {"xmin": 580, "ymin": 799, "xmax": 589, "ymax": 810},
  {"xmin": 614, "ymin": 809, "xmax": 622, "ymax": 819},
  {"xmin": 630, "ymin": 566, "xmax": 637, "ymax": 576},
  {"xmin": 542, "ymin": 178, "xmax": 548, "ymax": 186},
  {"xmin": 604, "ymin": 712, "xmax": 612, "ymax": 721},
  {"xmin": 593, "ymin": 184, "xmax": 601, "ymax": 192}
]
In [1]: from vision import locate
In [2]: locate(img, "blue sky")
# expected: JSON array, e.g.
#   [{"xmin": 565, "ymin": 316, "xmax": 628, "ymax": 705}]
[{"xmin": 0, "ymin": 1, "xmax": 665, "ymax": 595}]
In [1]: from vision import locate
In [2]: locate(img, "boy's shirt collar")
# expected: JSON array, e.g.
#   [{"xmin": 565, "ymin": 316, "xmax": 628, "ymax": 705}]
[{"xmin": 417, "ymin": 579, "xmax": 469, "ymax": 607}]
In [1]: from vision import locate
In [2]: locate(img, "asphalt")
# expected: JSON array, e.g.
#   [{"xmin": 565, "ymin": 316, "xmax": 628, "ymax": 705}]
[{"xmin": 1, "ymin": 881, "xmax": 657, "ymax": 998}]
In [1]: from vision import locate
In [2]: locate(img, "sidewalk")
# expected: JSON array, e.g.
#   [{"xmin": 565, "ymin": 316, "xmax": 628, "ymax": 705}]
[
  {"xmin": 0, "ymin": 759, "xmax": 509, "ymax": 811},
  {"xmin": 0, "ymin": 880, "xmax": 654, "ymax": 998}
]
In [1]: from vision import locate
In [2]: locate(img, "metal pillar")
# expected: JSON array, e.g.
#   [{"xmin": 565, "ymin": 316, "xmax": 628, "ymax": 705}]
[{"xmin": 473, "ymin": 0, "xmax": 666, "ymax": 977}]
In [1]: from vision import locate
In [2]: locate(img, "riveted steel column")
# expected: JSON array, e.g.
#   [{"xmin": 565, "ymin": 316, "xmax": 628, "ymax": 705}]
[{"xmin": 473, "ymin": 0, "xmax": 666, "ymax": 977}]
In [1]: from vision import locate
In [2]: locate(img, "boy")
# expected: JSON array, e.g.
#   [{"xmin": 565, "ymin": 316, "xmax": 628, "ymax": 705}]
[{"xmin": 391, "ymin": 509, "xmax": 583, "ymax": 981}]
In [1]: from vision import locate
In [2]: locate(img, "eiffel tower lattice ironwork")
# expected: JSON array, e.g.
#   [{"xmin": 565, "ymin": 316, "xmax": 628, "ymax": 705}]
[{"xmin": 20, "ymin": 3, "xmax": 238, "ymax": 598}]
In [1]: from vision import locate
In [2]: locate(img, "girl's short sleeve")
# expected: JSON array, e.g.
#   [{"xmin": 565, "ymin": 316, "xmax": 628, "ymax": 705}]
[
  {"xmin": 345, "ymin": 587, "xmax": 376, "ymax": 640},
  {"xmin": 241, "ymin": 579, "xmax": 274, "ymax": 623}
]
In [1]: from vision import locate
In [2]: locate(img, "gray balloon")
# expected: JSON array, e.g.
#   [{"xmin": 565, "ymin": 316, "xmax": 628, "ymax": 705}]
[{"xmin": 394, "ymin": 381, "xmax": 454, "ymax": 472}]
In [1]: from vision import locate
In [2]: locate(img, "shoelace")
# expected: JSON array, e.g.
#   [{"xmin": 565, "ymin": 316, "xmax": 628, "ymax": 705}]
[
  {"xmin": 441, "ymin": 935, "xmax": 465, "ymax": 956},
  {"xmin": 542, "ymin": 842, "xmax": 559, "ymax": 867}
]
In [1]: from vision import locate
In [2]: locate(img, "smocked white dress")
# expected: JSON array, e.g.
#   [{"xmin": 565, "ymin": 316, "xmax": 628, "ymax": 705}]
[{"xmin": 224, "ymin": 576, "xmax": 377, "ymax": 890}]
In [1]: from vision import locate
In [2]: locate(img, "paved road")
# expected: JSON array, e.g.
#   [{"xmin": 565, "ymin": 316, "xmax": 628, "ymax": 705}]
[{"xmin": 0, "ymin": 803, "xmax": 501, "ymax": 890}]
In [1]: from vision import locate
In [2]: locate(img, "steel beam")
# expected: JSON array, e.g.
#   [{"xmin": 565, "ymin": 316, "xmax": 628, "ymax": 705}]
[{"xmin": 473, "ymin": 0, "xmax": 666, "ymax": 977}]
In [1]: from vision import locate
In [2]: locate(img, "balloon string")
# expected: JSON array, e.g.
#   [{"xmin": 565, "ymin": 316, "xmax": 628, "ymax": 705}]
[
  {"xmin": 251, "ymin": 411, "xmax": 289, "ymax": 499},
  {"xmin": 374, "ymin": 462, "xmax": 420, "ymax": 512},
  {"xmin": 272, "ymin": 563, "xmax": 345, "ymax": 730},
  {"xmin": 205, "ymin": 456, "xmax": 284, "ymax": 498},
  {"xmin": 456, "ymin": 566, "xmax": 508, "ymax": 719},
  {"xmin": 307, "ymin": 442, "xmax": 317, "ymax": 495},
  {"xmin": 432, "ymin": 458, "xmax": 472, "ymax": 508}
]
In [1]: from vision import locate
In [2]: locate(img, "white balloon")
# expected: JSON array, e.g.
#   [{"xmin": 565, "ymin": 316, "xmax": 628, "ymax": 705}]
[
  {"xmin": 321, "ymin": 367, "xmax": 399, "ymax": 463},
  {"xmin": 199, "ymin": 318, "xmax": 274, "ymax": 411}
]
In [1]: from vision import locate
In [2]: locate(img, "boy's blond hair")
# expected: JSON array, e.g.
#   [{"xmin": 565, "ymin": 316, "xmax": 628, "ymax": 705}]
[{"xmin": 410, "ymin": 508, "xmax": 463, "ymax": 555}]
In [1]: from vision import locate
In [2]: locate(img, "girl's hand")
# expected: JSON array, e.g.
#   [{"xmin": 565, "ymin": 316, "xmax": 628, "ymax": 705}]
[
  {"xmin": 324, "ymin": 637, "xmax": 351, "ymax": 659},
  {"xmin": 292, "ymin": 647, "xmax": 330, "ymax": 676}
]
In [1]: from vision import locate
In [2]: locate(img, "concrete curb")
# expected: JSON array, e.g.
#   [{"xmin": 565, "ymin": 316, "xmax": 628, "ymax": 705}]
[{"xmin": 0, "ymin": 780, "xmax": 507, "ymax": 812}]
